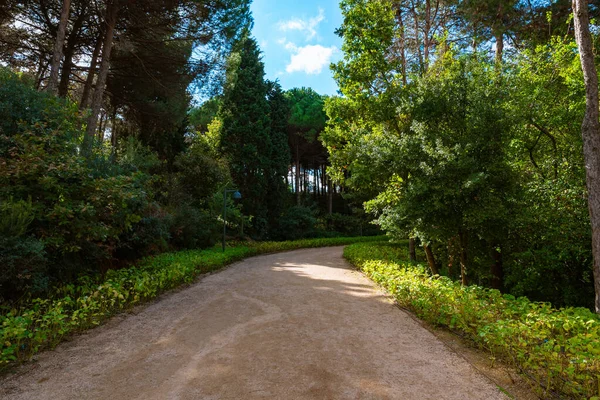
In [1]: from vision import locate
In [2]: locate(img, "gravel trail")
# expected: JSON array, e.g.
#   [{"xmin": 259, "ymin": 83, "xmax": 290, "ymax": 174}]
[{"xmin": 0, "ymin": 246, "xmax": 506, "ymax": 399}]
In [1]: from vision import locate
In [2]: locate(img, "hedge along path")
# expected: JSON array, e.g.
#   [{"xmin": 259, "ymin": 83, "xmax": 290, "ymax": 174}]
[
  {"xmin": 0, "ymin": 236, "xmax": 383, "ymax": 369},
  {"xmin": 344, "ymin": 242, "xmax": 600, "ymax": 399},
  {"xmin": 0, "ymin": 246, "xmax": 505, "ymax": 399}
]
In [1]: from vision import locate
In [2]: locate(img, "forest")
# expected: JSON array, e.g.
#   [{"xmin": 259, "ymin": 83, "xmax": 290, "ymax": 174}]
[{"xmin": 1, "ymin": 0, "xmax": 600, "ymax": 318}]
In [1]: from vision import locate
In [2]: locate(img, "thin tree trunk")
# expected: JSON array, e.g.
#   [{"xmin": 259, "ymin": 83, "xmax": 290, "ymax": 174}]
[
  {"xmin": 424, "ymin": 0, "xmax": 431, "ymax": 71},
  {"xmin": 80, "ymin": 30, "xmax": 104, "ymax": 110},
  {"xmin": 46, "ymin": 0, "xmax": 71, "ymax": 95},
  {"xmin": 394, "ymin": 2, "xmax": 408, "ymax": 85},
  {"xmin": 327, "ymin": 177, "xmax": 333, "ymax": 215},
  {"xmin": 447, "ymin": 238, "xmax": 455, "ymax": 277},
  {"xmin": 423, "ymin": 244, "xmax": 439, "ymax": 275},
  {"xmin": 459, "ymin": 230, "xmax": 469, "ymax": 286},
  {"xmin": 295, "ymin": 143, "xmax": 301, "ymax": 205},
  {"xmin": 86, "ymin": 0, "xmax": 118, "ymax": 147},
  {"xmin": 411, "ymin": 0, "xmax": 424, "ymax": 75},
  {"xmin": 573, "ymin": 0, "xmax": 600, "ymax": 313},
  {"xmin": 409, "ymin": 238, "xmax": 416, "ymax": 261},
  {"xmin": 110, "ymin": 108, "xmax": 117, "ymax": 149},
  {"xmin": 490, "ymin": 246, "xmax": 503, "ymax": 291},
  {"xmin": 35, "ymin": 58, "xmax": 48, "ymax": 90},
  {"xmin": 303, "ymin": 168, "xmax": 308, "ymax": 195}
]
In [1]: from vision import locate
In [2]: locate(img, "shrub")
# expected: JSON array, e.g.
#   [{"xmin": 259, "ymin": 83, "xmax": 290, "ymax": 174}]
[
  {"xmin": 0, "ymin": 235, "xmax": 383, "ymax": 369},
  {"xmin": 0, "ymin": 237, "xmax": 47, "ymax": 299},
  {"xmin": 169, "ymin": 205, "xmax": 219, "ymax": 249},
  {"xmin": 275, "ymin": 205, "xmax": 317, "ymax": 240},
  {"xmin": 344, "ymin": 241, "xmax": 600, "ymax": 399}
]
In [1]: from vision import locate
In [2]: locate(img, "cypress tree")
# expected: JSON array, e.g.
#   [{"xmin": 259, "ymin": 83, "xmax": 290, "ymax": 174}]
[
  {"xmin": 266, "ymin": 80, "xmax": 291, "ymax": 232},
  {"xmin": 220, "ymin": 35, "xmax": 272, "ymax": 237}
]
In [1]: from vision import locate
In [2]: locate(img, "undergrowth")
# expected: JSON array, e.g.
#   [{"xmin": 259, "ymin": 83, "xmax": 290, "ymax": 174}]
[
  {"xmin": 344, "ymin": 241, "xmax": 600, "ymax": 399},
  {"xmin": 0, "ymin": 235, "xmax": 382, "ymax": 369}
]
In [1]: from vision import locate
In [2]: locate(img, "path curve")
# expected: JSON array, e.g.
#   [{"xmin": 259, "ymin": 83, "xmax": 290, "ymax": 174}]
[{"xmin": 0, "ymin": 247, "xmax": 506, "ymax": 399}]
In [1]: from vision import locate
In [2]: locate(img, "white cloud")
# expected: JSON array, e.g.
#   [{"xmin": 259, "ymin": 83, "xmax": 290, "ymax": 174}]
[
  {"xmin": 278, "ymin": 8, "xmax": 325, "ymax": 41},
  {"xmin": 285, "ymin": 44, "xmax": 337, "ymax": 75}
]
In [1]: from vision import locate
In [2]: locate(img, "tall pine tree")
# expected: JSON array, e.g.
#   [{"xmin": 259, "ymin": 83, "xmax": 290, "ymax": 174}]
[
  {"xmin": 220, "ymin": 35, "xmax": 272, "ymax": 237},
  {"xmin": 266, "ymin": 80, "xmax": 291, "ymax": 231}
]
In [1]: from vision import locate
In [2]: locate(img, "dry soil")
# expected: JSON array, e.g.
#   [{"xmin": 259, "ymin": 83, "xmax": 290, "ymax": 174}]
[{"xmin": 0, "ymin": 246, "xmax": 509, "ymax": 399}]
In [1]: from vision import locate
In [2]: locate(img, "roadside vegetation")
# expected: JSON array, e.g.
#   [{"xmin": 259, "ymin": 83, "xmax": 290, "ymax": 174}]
[
  {"xmin": 345, "ymin": 241, "xmax": 600, "ymax": 399},
  {"xmin": 0, "ymin": 236, "xmax": 382, "ymax": 369}
]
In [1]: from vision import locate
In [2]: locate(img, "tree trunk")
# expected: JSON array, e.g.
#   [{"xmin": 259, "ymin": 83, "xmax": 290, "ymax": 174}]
[
  {"xmin": 423, "ymin": 244, "xmax": 439, "ymax": 275},
  {"xmin": 86, "ymin": 0, "xmax": 118, "ymax": 147},
  {"xmin": 573, "ymin": 0, "xmax": 600, "ymax": 313},
  {"xmin": 295, "ymin": 143, "xmax": 301, "ymax": 205},
  {"xmin": 424, "ymin": 0, "xmax": 431, "ymax": 71},
  {"xmin": 35, "ymin": 58, "xmax": 48, "ymax": 90},
  {"xmin": 495, "ymin": 32, "xmax": 504, "ymax": 66},
  {"xmin": 58, "ymin": 43, "xmax": 74, "ymax": 98},
  {"xmin": 447, "ymin": 238, "xmax": 455, "ymax": 277},
  {"xmin": 411, "ymin": 1, "xmax": 424, "ymax": 75},
  {"xmin": 409, "ymin": 238, "xmax": 416, "ymax": 261},
  {"xmin": 58, "ymin": 10, "xmax": 86, "ymax": 98},
  {"xmin": 327, "ymin": 176, "xmax": 333, "ymax": 215},
  {"xmin": 490, "ymin": 246, "xmax": 503, "ymax": 291},
  {"xmin": 459, "ymin": 230, "xmax": 469, "ymax": 286},
  {"xmin": 110, "ymin": 108, "xmax": 117, "ymax": 150},
  {"xmin": 80, "ymin": 31, "xmax": 104, "ymax": 110},
  {"xmin": 46, "ymin": 0, "xmax": 71, "ymax": 95},
  {"xmin": 394, "ymin": 2, "xmax": 408, "ymax": 85}
]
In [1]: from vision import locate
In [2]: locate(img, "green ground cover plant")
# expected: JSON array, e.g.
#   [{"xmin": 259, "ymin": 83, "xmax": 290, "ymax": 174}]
[
  {"xmin": 0, "ymin": 236, "xmax": 382, "ymax": 369},
  {"xmin": 344, "ymin": 241, "xmax": 600, "ymax": 399}
]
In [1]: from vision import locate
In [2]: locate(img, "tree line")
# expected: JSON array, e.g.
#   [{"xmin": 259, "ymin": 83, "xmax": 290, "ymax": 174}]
[
  {"xmin": 0, "ymin": 1, "xmax": 365, "ymax": 302},
  {"xmin": 323, "ymin": 0, "xmax": 600, "ymax": 312}
]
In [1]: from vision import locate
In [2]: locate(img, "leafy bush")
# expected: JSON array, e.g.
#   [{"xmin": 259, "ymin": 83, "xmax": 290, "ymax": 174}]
[
  {"xmin": 344, "ymin": 242, "xmax": 600, "ymax": 399},
  {"xmin": 0, "ymin": 198, "xmax": 47, "ymax": 298},
  {"xmin": 275, "ymin": 205, "xmax": 317, "ymax": 240},
  {"xmin": 116, "ymin": 207, "xmax": 171, "ymax": 261},
  {"xmin": 169, "ymin": 205, "xmax": 219, "ymax": 249},
  {"xmin": 0, "ymin": 68, "xmax": 159, "ymax": 291},
  {"xmin": 0, "ymin": 235, "xmax": 383, "ymax": 369},
  {"xmin": 323, "ymin": 212, "xmax": 362, "ymax": 236},
  {"xmin": 0, "ymin": 237, "xmax": 47, "ymax": 299}
]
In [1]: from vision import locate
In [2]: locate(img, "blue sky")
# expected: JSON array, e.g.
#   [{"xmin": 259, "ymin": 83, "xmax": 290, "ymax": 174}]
[{"xmin": 250, "ymin": 0, "xmax": 343, "ymax": 96}]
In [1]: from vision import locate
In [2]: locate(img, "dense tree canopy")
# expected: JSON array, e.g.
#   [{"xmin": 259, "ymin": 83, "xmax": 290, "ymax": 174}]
[{"xmin": 323, "ymin": 0, "xmax": 600, "ymax": 310}]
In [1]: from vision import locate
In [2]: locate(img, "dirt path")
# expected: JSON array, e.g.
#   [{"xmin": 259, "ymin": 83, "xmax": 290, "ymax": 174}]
[{"xmin": 0, "ymin": 247, "xmax": 507, "ymax": 400}]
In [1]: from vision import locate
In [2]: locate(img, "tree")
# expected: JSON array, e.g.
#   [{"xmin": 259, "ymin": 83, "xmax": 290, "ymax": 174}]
[
  {"xmin": 286, "ymin": 88, "xmax": 328, "ymax": 206},
  {"xmin": 572, "ymin": 0, "xmax": 600, "ymax": 313},
  {"xmin": 220, "ymin": 34, "xmax": 272, "ymax": 237},
  {"xmin": 85, "ymin": 0, "xmax": 118, "ymax": 145},
  {"xmin": 46, "ymin": 0, "xmax": 71, "ymax": 94},
  {"xmin": 266, "ymin": 81, "xmax": 291, "ymax": 230}
]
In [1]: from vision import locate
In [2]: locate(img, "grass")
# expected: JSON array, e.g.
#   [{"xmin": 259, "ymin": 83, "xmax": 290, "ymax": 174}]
[
  {"xmin": 0, "ymin": 235, "xmax": 383, "ymax": 369},
  {"xmin": 344, "ymin": 241, "xmax": 600, "ymax": 399}
]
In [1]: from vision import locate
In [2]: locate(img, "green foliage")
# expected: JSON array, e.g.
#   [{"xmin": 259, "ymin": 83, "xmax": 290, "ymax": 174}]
[
  {"xmin": 189, "ymin": 98, "xmax": 221, "ymax": 134},
  {"xmin": 266, "ymin": 81, "xmax": 291, "ymax": 230},
  {"xmin": 169, "ymin": 205, "xmax": 219, "ymax": 250},
  {"xmin": 345, "ymin": 242, "xmax": 600, "ymax": 399},
  {"xmin": 0, "ymin": 70, "xmax": 153, "ymax": 288},
  {"xmin": 286, "ymin": 87, "xmax": 327, "ymax": 142},
  {"xmin": 220, "ymin": 35, "xmax": 272, "ymax": 237},
  {"xmin": 0, "ymin": 236, "xmax": 383, "ymax": 369},
  {"xmin": 0, "ymin": 67, "xmax": 228, "ymax": 300},
  {"xmin": 0, "ymin": 237, "xmax": 47, "ymax": 298},
  {"xmin": 173, "ymin": 139, "xmax": 230, "ymax": 207},
  {"xmin": 275, "ymin": 206, "xmax": 317, "ymax": 241}
]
